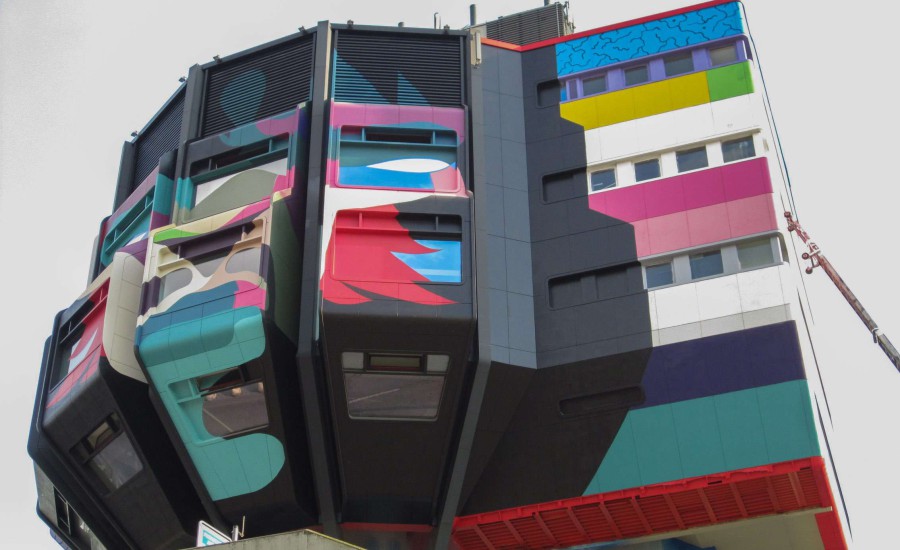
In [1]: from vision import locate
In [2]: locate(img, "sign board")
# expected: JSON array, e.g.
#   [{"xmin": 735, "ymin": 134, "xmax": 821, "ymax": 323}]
[{"xmin": 196, "ymin": 520, "xmax": 232, "ymax": 547}]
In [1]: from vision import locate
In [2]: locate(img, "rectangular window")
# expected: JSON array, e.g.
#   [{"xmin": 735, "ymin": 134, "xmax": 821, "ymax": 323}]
[
  {"xmin": 624, "ymin": 65, "xmax": 649, "ymax": 86},
  {"xmin": 634, "ymin": 159, "xmax": 661, "ymax": 182},
  {"xmin": 582, "ymin": 75, "xmax": 607, "ymax": 96},
  {"xmin": 590, "ymin": 168, "xmax": 616, "ymax": 191},
  {"xmin": 676, "ymin": 147, "xmax": 709, "ymax": 173},
  {"xmin": 343, "ymin": 352, "xmax": 449, "ymax": 420},
  {"xmin": 690, "ymin": 250, "xmax": 724, "ymax": 279},
  {"xmin": 72, "ymin": 415, "xmax": 143, "ymax": 493},
  {"xmin": 710, "ymin": 43, "xmax": 738, "ymax": 66},
  {"xmin": 199, "ymin": 369, "xmax": 268, "ymax": 437},
  {"xmin": 664, "ymin": 53, "xmax": 694, "ymax": 77},
  {"xmin": 645, "ymin": 263, "xmax": 674, "ymax": 288},
  {"xmin": 722, "ymin": 136, "xmax": 756, "ymax": 163},
  {"xmin": 737, "ymin": 238, "xmax": 776, "ymax": 269}
]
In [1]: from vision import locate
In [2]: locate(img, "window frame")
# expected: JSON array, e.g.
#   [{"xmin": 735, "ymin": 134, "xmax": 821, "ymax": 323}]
[{"xmin": 675, "ymin": 146, "xmax": 710, "ymax": 173}]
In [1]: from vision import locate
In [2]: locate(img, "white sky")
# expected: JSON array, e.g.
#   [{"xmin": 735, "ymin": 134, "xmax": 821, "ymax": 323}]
[{"xmin": 1, "ymin": 1, "xmax": 897, "ymax": 548}]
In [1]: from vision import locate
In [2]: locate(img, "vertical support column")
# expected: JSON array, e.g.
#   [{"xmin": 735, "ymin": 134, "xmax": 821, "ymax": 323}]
[
  {"xmin": 433, "ymin": 32, "xmax": 493, "ymax": 549},
  {"xmin": 172, "ymin": 63, "xmax": 204, "ymax": 197},
  {"xmin": 296, "ymin": 20, "xmax": 340, "ymax": 536}
]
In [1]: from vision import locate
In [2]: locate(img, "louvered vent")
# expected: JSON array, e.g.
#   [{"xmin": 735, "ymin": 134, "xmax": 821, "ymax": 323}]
[
  {"xmin": 334, "ymin": 31, "xmax": 463, "ymax": 107},
  {"xmin": 133, "ymin": 90, "xmax": 184, "ymax": 190},
  {"xmin": 483, "ymin": 3, "xmax": 573, "ymax": 46},
  {"xmin": 202, "ymin": 36, "xmax": 314, "ymax": 137}
]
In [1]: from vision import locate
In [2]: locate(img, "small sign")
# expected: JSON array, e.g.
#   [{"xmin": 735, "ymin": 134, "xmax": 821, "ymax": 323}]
[{"xmin": 196, "ymin": 521, "xmax": 232, "ymax": 547}]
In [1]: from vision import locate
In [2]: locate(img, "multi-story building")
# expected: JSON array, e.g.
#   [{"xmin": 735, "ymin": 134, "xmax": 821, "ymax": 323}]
[{"xmin": 27, "ymin": 2, "xmax": 852, "ymax": 549}]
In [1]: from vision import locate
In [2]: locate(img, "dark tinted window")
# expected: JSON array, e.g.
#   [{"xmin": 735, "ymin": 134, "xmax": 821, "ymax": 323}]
[
  {"xmin": 690, "ymin": 250, "xmax": 724, "ymax": 279},
  {"xmin": 624, "ymin": 65, "xmax": 649, "ymax": 86},
  {"xmin": 676, "ymin": 147, "xmax": 708, "ymax": 172},
  {"xmin": 646, "ymin": 263, "xmax": 674, "ymax": 288},
  {"xmin": 722, "ymin": 136, "xmax": 756, "ymax": 163},
  {"xmin": 710, "ymin": 44, "xmax": 738, "ymax": 66},
  {"xmin": 582, "ymin": 75, "xmax": 607, "ymax": 96},
  {"xmin": 202, "ymin": 380, "xmax": 268, "ymax": 437},
  {"xmin": 590, "ymin": 169, "xmax": 616, "ymax": 191},
  {"xmin": 664, "ymin": 53, "xmax": 694, "ymax": 77},
  {"xmin": 634, "ymin": 159, "xmax": 661, "ymax": 182}
]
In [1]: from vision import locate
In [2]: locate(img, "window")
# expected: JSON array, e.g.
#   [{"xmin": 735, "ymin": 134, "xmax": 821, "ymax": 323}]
[
  {"xmin": 690, "ymin": 250, "xmax": 724, "ymax": 279},
  {"xmin": 199, "ymin": 369, "xmax": 268, "ymax": 437},
  {"xmin": 582, "ymin": 74, "xmax": 607, "ymax": 96},
  {"xmin": 634, "ymin": 159, "xmax": 661, "ymax": 182},
  {"xmin": 624, "ymin": 65, "xmax": 649, "ymax": 86},
  {"xmin": 342, "ymin": 352, "xmax": 448, "ymax": 420},
  {"xmin": 71, "ymin": 415, "xmax": 143, "ymax": 493},
  {"xmin": 709, "ymin": 43, "xmax": 738, "ymax": 66},
  {"xmin": 159, "ymin": 268, "xmax": 192, "ymax": 302},
  {"xmin": 590, "ymin": 168, "xmax": 616, "ymax": 191},
  {"xmin": 722, "ymin": 136, "xmax": 756, "ymax": 163},
  {"xmin": 537, "ymin": 80, "xmax": 561, "ymax": 106},
  {"xmin": 676, "ymin": 147, "xmax": 708, "ymax": 173},
  {"xmin": 737, "ymin": 238, "xmax": 776, "ymax": 269},
  {"xmin": 664, "ymin": 53, "xmax": 694, "ymax": 77},
  {"xmin": 645, "ymin": 263, "xmax": 673, "ymax": 288}
]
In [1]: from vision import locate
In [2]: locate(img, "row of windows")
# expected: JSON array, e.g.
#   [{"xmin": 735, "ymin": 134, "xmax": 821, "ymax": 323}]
[
  {"xmin": 562, "ymin": 39, "xmax": 748, "ymax": 102},
  {"xmin": 644, "ymin": 235, "xmax": 783, "ymax": 290},
  {"xmin": 589, "ymin": 134, "xmax": 758, "ymax": 193}
]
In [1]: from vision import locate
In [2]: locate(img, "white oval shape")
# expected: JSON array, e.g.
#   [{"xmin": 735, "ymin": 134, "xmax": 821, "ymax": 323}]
[{"xmin": 367, "ymin": 158, "xmax": 450, "ymax": 173}]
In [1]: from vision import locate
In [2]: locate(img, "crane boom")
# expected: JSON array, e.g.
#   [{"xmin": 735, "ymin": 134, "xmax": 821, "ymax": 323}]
[{"xmin": 785, "ymin": 212, "xmax": 900, "ymax": 373}]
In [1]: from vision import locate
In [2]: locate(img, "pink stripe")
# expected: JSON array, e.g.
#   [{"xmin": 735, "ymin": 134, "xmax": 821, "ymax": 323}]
[
  {"xmin": 330, "ymin": 103, "xmax": 466, "ymax": 141},
  {"xmin": 233, "ymin": 281, "xmax": 266, "ymax": 310},
  {"xmin": 588, "ymin": 158, "xmax": 772, "ymax": 223},
  {"xmin": 633, "ymin": 194, "xmax": 777, "ymax": 256}
]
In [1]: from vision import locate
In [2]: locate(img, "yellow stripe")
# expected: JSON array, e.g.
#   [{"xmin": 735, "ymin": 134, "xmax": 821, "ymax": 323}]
[{"xmin": 560, "ymin": 71, "xmax": 711, "ymax": 130}]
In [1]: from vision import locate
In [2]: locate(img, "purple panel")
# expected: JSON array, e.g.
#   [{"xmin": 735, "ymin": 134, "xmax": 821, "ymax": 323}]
[{"xmin": 638, "ymin": 322, "xmax": 806, "ymax": 409}]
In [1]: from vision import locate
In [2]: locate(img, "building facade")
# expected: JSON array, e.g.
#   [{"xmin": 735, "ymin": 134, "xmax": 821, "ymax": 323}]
[{"xmin": 28, "ymin": 2, "xmax": 851, "ymax": 549}]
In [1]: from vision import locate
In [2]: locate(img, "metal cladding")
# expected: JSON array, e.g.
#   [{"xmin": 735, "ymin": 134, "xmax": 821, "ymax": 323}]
[{"xmin": 28, "ymin": 3, "xmax": 851, "ymax": 550}]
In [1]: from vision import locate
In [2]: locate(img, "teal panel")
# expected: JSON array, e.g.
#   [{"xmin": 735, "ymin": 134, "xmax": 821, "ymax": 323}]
[
  {"xmin": 584, "ymin": 380, "xmax": 819, "ymax": 495},
  {"xmin": 584, "ymin": 416, "xmax": 641, "ymax": 495},
  {"xmin": 758, "ymin": 381, "xmax": 820, "ymax": 459},
  {"xmin": 672, "ymin": 398, "xmax": 726, "ymax": 478},
  {"xmin": 138, "ymin": 306, "xmax": 282, "ymax": 500},
  {"xmin": 153, "ymin": 172, "xmax": 175, "ymax": 217},
  {"xmin": 715, "ymin": 387, "xmax": 769, "ymax": 469},
  {"xmin": 631, "ymin": 406, "xmax": 684, "ymax": 484}
]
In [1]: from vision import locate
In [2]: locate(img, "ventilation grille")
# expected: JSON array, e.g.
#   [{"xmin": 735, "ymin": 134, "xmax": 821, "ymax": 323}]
[
  {"xmin": 202, "ymin": 36, "xmax": 314, "ymax": 137},
  {"xmin": 133, "ymin": 90, "xmax": 184, "ymax": 190},
  {"xmin": 334, "ymin": 31, "xmax": 463, "ymax": 107},
  {"xmin": 483, "ymin": 3, "xmax": 572, "ymax": 46}
]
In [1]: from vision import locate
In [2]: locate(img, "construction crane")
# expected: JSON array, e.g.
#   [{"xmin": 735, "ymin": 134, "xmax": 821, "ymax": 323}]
[{"xmin": 785, "ymin": 212, "xmax": 900, "ymax": 373}]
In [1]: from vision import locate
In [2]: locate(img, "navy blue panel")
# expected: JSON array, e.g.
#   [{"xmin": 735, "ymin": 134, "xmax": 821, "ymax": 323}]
[{"xmin": 640, "ymin": 321, "xmax": 805, "ymax": 409}]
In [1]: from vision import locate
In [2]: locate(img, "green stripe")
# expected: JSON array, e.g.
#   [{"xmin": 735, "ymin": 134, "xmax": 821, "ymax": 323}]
[
  {"xmin": 584, "ymin": 380, "xmax": 819, "ymax": 495},
  {"xmin": 707, "ymin": 61, "xmax": 754, "ymax": 102}
]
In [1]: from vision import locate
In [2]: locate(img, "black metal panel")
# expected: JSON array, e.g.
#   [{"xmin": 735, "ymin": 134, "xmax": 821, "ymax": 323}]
[
  {"xmin": 202, "ymin": 36, "xmax": 314, "ymax": 136},
  {"xmin": 133, "ymin": 90, "xmax": 184, "ymax": 189},
  {"xmin": 483, "ymin": 3, "xmax": 570, "ymax": 46},
  {"xmin": 334, "ymin": 31, "xmax": 463, "ymax": 106}
]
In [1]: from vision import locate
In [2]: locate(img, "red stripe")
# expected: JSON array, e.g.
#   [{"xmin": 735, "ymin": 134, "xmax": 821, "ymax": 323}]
[
  {"xmin": 480, "ymin": 0, "xmax": 738, "ymax": 52},
  {"xmin": 453, "ymin": 457, "xmax": 840, "ymax": 550}
]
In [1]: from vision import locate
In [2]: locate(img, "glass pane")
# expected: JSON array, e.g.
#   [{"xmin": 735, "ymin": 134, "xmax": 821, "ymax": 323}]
[
  {"xmin": 664, "ymin": 53, "xmax": 694, "ymax": 77},
  {"xmin": 690, "ymin": 250, "xmax": 724, "ymax": 279},
  {"xmin": 722, "ymin": 136, "xmax": 756, "ymax": 163},
  {"xmin": 645, "ymin": 263, "xmax": 673, "ymax": 288},
  {"xmin": 159, "ymin": 268, "xmax": 192, "ymax": 302},
  {"xmin": 342, "ymin": 352, "xmax": 365, "ymax": 371},
  {"xmin": 369, "ymin": 354, "xmax": 422, "ymax": 372},
  {"xmin": 624, "ymin": 65, "xmax": 649, "ymax": 86},
  {"xmin": 590, "ymin": 169, "xmax": 616, "ymax": 191},
  {"xmin": 634, "ymin": 159, "xmax": 661, "ymax": 182},
  {"xmin": 88, "ymin": 434, "xmax": 143, "ymax": 492},
  {"xmin": 202, "ymin": 381, "xmax": 268, "ymax": 437},
  {"xmin": 194, "ymin": 250, "xmax": 228, "ymax": 277},
  {"xmin": 737, "ymin": 238, "xmax": 775, "ymax": 269},
  {"xmin": 51, "ymin": 326, "xmax": 86, "ymax": 388},
  {"xmin": 426, "ymin": 354, "xmax": 450, "ymax": 373},
  {"xmin": 582, "ymin": 75, "xmax": 607, "ymax": 96},
  {"xmin": 676, "ymin": 147, "xmax": 709, "ymax": 172},
  {"xmin": 345, "ymin": 373, "xmax": 444, "ymax": 419},
  {"xmin": 225, "ymin": 247, "xmax": 261, "ymax": 274},
  {"xmin": 710, "ymin": 44, "xmax": 738, "ymax": 66}
]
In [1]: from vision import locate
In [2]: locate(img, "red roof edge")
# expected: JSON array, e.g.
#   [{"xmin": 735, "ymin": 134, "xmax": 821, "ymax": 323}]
[{"xmin": 479, "ymin": 0, "xmax": 740, "ymax": 53}]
